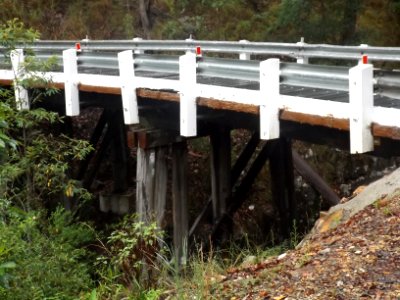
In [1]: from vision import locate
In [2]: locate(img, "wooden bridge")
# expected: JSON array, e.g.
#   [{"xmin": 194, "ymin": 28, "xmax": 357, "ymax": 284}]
[{"xmin": 1, "ymin": 39, "xmax": 400, "ymax": 263}]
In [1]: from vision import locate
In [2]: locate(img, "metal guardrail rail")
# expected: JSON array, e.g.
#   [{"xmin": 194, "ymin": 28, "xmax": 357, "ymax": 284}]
[
  {"xmin": 0, "ymin": 40, "xmax": 400, "ymax": 96},
  {"xmin": 12, "ymin": 39, "xmax": 400, "ymax": 62}
]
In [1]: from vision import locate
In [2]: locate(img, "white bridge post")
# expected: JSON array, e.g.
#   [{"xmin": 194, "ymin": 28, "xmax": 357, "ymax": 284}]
[
  {"xmin": 10, "ymin": 49, "xmax": 29, "ymax": 110},
  {"xmin": 118, "ymin": 50, "xmax": 139, "ymax": 124},
  {"xmin": 62, "ymin": 49, "xmax": 80, "ymax": 116},
  {"xmin": 349, "ymin": 63, "xmax": 374, "ymax": 154},
  {"xmin": 259, "ymin": 58, "xmax": 280, "ymax": 140},
  {"xmin": 179, "ymin": 52, "xmax": 197, "ymax": 137}
]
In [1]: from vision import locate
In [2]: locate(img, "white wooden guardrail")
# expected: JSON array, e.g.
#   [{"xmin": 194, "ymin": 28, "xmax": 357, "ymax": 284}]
[{"xmin": 1, "ymin": 47, "xmax": 399, "ymax": 154}]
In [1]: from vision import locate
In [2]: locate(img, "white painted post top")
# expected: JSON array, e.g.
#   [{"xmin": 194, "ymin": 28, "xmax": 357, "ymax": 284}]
[
  {"xmin": 118, "ymin": 50, "xmax": 139, "ymax": 124},
  {"xmin": 63, "ymin": 48, "xmax": 80, "ymax": 116},
  {"xmin": 349, "ymin": 63, "xmax": 374, "ymax": 154},
  {"xmin": 260, "ymin": 58, "xmax": 280, "ymax": 140},
  {"xmin": 179, "ymin": 52, "xmax": 197, "ymax": 137},
  {"xmin": 10, "ymin": 49, "xmax": 29, "ymax": 110}
]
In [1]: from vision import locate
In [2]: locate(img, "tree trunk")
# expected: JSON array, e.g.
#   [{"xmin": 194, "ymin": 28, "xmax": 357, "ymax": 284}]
[
  {"xmin": 138, "ymin": 0, "xmax": 151, "ymax": 39},
  {"xmin": 340, "ymin": 0, "xmax": 361, "ymax": 45}
]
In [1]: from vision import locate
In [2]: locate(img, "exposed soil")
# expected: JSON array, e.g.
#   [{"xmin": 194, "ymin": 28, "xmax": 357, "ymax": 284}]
[{"xmin": 211, "ymin": 191, "xmax": 400, "ymax": 299}]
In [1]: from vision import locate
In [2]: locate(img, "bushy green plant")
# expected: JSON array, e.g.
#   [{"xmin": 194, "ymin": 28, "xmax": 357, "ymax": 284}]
[
  {"xmin": 0, "ymin": 19, "xmax": 96, "ymax": 300},
  {"xmin": 0, "ymin": 18, "xmax": 39, "ymax": 53},
  {"xmin": 96, "ymin": 214, "xmax": 167, "ymax": 299},
  {"xmin": 0, "ymin": 19, "xmax": 93, "ymax": 212},
  {"xmin": 0, "ymin": 207, "xmax": 95, "ymax": 300},
  {"xmin": 0, "ymin": 261, "xmax": 16, "ymax": 289}
]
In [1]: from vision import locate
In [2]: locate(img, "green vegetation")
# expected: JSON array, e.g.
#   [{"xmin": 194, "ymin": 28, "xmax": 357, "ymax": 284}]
[
  {"xmin": 0, "ymin": 0, "xmax": 399, "ymax": 45},
  {"xmin": 0, "ymin": 208, "xmax": 95, "ymax": 299},
  {"xmin": 0, "ymin": 20, "xmax": 96, "ymax": 299},
  {"xmin": 95, "ymin": 214, "xmax": 166, "ymax": 299}
]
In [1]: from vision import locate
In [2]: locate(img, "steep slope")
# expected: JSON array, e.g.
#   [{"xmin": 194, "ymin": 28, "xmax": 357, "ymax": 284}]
[{"xmin": 212, "ymin": 170, "xmax": 400, "ymax": 299}]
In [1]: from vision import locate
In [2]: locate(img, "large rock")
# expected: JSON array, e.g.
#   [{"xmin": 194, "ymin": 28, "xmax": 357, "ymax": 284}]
[{"xmin": 299, "ymin": 167, "xmax": 400, "ymax": 246}]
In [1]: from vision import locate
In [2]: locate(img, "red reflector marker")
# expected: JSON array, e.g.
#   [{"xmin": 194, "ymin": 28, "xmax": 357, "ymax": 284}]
[
  {"xmin": 75, "ymin": 42, "xmax": 81, "ymax": 51},
  {"xmin": 196, "ymin": 46, "xmax": 202, "ymax": 56},
  {"xmin": 362, "ymin": 55, "xmax": 368, "ymax": 64}
]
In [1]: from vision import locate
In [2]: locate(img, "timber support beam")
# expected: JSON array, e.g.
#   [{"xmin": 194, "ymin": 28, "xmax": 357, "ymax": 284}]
[
  {"xmin": 269, "ymin": 138, "xmax": 296, "ymax": 238},
  {"xmin": 172, "ymin": 141, "xmax": 189, "ymax": 266},
  {"xmin": 210, "ymin": 128, "xmax": 231, "ymax": 222}
]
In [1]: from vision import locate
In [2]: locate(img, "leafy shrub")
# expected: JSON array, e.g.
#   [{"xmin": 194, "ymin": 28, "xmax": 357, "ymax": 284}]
[
  {"xmin": 0, "ymin": 207, "xmax": 95, "ymax": 300},
  {"xmin": 0, "ymin": 19, "xmax": 96, "ymax": 300},
  {"xmin": 96, "ymin": 214, "xmax": 167, "ymax": 299},
  {"xmin": 0, "ymin": 19, "xmax": 93, "ymax": 212}
]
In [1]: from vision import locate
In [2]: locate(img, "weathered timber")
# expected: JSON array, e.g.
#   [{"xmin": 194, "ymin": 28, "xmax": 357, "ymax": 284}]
[
  {"xmin": 372, "ymin": 123, "xmax": 400, "ymax": 140},
  {"xmin": 82, "ymin": 122, "xmax": 113, "ymax": 189},
  {"xmin": 136, "ymin": 129, "xmax": 183, "ymax": 149},
  {"xmin": 280, "ymin": 111, "xmax": 349, "ymax": 131},
  {"xmin": 99, "ymin": 191, "xmax": 134, "ymax": 215},
  {"xmin": 189, "ymin": 198, "xmax": 212, "ymax": 238},
  {"xmin": 153, "ymin": 148, "xmax": 168, "ymax": 226},
  {"xmin": 109, "ymin": 109, "xmax": 129, "ymax": 192},
  {"xmin": 197, "ymin": 97, "xmax": 259, "ymax": 114},
  {"xmin": 229, "ymin": 142, "xmax": 275, "ymax": 214},
  {"xmin": 172, "ymin": 141, "xmax": 189, "ymax": 265},
  {"xmin": 137, "ymin": 88, "xmax": 180, "ymax": 102},
  {"xmin": 79, "ymin": 84, "xmax": 120, "ymax": 95},
  {"xmin": 136, "ymin": 147, "xmax": 155, "ymax": 222},
  {"xmin": 280, "ymin": 120, "xmax": 350, "ymax": 150},
  {"xmin": 189, "ymin": 131, "xmax": 260, "ymax": 238},
  {"xmin": 292, "ymin": 150, "xmax": 340, "ymax": 207},
  {"xmin": 77, "ymin": 109, "xmax": 107, "ymax": 180},
  {"xmin": 137, "ymin": 89, "xmax": 259, "ymax": 114},
  {"xmin": 136, "ymin": 145, "xmax": 169, "ymax": 226},
  {"xmin": 74, "ymin": 105, "xmax": 130, "ymax": 195},
  {"xmin": 210, "ymin": 128, "xmax": 231, "ymax": 222},
  {"xmin": 231, "ymin": 132, "xmax": 260, "ymax": 184},
  {"xmin": 212, "ymin": 141, "xmax": 275, "ymax": 241},
  {"xmin": 269, "ymin": 138, "xmax": 296, "ymax": 238}
]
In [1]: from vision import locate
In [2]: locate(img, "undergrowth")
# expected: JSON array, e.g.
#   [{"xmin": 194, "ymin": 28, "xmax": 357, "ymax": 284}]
[
  {"xmin": 0, "ymin": 207, "xmax": 96, "ymax": 299},
  {"xmin": 88, "ymin": 224, "xmax": 287, "ymax": 300}
]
